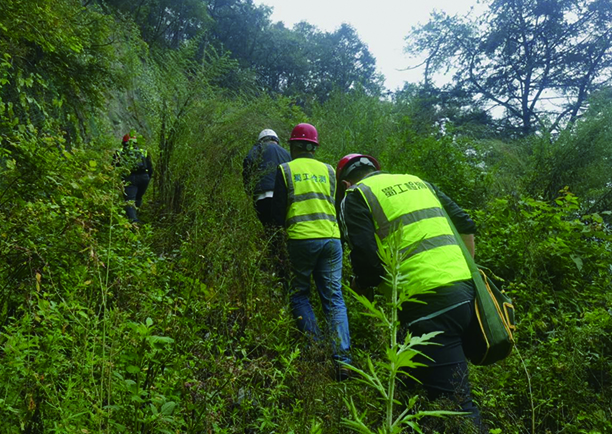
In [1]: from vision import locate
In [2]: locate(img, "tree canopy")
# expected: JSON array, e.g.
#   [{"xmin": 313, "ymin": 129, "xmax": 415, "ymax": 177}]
[{"xmin": 406, "ymin": 0, "xmax": 612, "ymax": 135}]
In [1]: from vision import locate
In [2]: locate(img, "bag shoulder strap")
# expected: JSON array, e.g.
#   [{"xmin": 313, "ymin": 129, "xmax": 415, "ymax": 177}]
[
  {"xmin": 425, "ymin": 184, "xmax": 479, "ymax": 273},
  {"xmin": 437, "ymin": 203, "xmax": 490, "ymax": 295}
]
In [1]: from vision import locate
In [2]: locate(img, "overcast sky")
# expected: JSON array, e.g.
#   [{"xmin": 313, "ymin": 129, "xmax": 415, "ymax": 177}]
[{"xmin": 252, "ymin": 0, "xmax": 484, "ymax": 91}]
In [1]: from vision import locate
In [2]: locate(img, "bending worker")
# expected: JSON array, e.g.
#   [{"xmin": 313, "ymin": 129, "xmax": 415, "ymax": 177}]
[
  {"xmin": 271, "ymin": 123, "xmax": 352, "ymax": 380},
  {"xmin": 336, "ymin": 153, "xmax": 482, "ymax": 427}
]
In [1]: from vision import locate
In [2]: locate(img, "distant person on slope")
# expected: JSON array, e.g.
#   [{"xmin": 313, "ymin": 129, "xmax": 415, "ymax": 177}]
[
  {"xmin": 271, "ymin": 123, "xmax": 352, "ymax": 381},
  {"xmin": 115, "ymin": 132, "xmax": 153, "ymax": 223}
]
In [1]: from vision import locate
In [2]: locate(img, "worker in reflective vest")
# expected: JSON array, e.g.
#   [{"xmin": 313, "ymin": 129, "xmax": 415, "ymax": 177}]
[
  {"xmin": 336, "ymin": 153, "xmax": 483, "ymax": 429},
  {"xmin": 272, "ymin": 123, "xmax": 352, "ymax": 380},
  {"xmin": 114, "ymin": 132, "xmax": 153, "ymax": 223}
]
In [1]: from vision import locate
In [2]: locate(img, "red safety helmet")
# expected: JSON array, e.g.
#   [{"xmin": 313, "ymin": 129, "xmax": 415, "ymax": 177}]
[
  {"xmin": 122, "ymin": 133, "xmax": 137, "ymax": 143},
  {"xmin": 336, "ymin": 153, "xmax": 381, "ymax": 181},
  {"xmin": 289, "ymin": 123, "xmax": 319, "ymax": 145}
]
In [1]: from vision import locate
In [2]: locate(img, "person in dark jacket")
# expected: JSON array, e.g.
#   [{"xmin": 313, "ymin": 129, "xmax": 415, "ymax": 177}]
[
  {"xmin": 243, "ymin": 129, "xmax": 291, "ymax": 227},
  {"xmin": 243, "ymin": 129, "xmax": 292, "ymax": 286},
  {"xmin": 336, "ymin": 153, "xmax": 483, "ymax": 431},
  {"xmin": 115, "ymin": 133, "xmax": 153, "ymax": 223}
]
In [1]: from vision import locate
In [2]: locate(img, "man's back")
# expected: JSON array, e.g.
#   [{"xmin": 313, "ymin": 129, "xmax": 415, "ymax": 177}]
[
  {"xmin": 271, "ymin": 124, "xmax": 352, "ymax": 376},
  {"xmin": 278, "ymin": 157, "xmax": 340, "ymax": 240},
  {"xmin": 243, "ymin": 141, "xmax": 290, "ymax": 197},
  {"xmin": 116, "ymin": 143, "xmax": 153, "ymax": 177},
  {"xmin": 352, "ymin": 172, "xmax": 470, "ymax": 291}
]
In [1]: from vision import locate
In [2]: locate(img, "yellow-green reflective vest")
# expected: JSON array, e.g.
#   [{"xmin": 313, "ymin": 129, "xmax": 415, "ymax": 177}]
[
  {"xmin": 118, "ymin": 144, "xmax": 148, "ymax": 171},
  {"xmin": 280, "ymin": 158, "xmax": 340, "ymax": 240},
  {"xmin": 350, "ymin": 173, "xmax": 470, "ymax": 292}
]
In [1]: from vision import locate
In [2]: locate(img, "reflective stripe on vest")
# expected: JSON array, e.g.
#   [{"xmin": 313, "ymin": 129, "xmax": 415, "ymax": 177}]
[
  {"xmin": 354, "ymin": 182, "xmax": 447, "ymax": 241},
  {"xmin": 281, "ymin": 159, "xmax": 340, "ymax": 240},
  {"xmin": 350, "ymin": 173, "xmax": 470, "ymax": 291}
]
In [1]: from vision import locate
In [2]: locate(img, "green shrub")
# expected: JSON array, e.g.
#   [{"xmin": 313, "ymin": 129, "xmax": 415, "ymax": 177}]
[{"xmin": 470, "ymin": 192, "xmax": 612, "ymax": 432}]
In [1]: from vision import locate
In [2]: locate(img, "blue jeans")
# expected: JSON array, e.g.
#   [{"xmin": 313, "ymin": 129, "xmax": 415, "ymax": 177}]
[{"xmin": 287, "ymin": 238, "xmax": 351, "ymax": 364}]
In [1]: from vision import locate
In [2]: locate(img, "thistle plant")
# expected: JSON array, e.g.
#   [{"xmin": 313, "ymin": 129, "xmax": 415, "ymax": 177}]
[{"xmin": 341, "ymin": 231, "xmax": 458, "ymax": 433}]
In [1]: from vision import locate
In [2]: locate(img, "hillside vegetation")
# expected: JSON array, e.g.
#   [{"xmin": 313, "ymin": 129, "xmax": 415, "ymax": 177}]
[{"xmin": 1, "ymin": 0, "xmax": 611, "ymax": 433}]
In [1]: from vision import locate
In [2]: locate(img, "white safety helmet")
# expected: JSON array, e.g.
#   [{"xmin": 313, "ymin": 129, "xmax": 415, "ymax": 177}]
[{"xmin": 258, "ymin": 129, "xmax": 279, "ymax": 143}]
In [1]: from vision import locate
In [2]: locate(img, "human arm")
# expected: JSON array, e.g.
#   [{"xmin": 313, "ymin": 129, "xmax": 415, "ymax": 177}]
[
  {"xmin": 242, "ymin": 152, "xmax": 253, "ymax": 195},
  {"xmin": 271, "ymin": 166, "xmax": 288, "ymax": 227},
  {"xmin": 146, "ymin": 154, "xmax": 154, "ymax": 178},
  {"xmin": 113, "ymin": 149, "xmax": 122, "ymax": 167},
  {"xmin": 341, "ymin": 190, "xmax": 385, "ymax": 289},
  {"xmin": 461, "ymin": 233, "xmax": 475, "ymax": 258},
  {"xmin": 428, "ymin": 183, "xmax": 476, "ymax": 257}
]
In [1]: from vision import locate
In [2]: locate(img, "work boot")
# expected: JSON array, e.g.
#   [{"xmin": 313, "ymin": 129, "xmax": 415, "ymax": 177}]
[{"xmin": 336, "ymin": 365, "xmax": 353, "ymax": 382}]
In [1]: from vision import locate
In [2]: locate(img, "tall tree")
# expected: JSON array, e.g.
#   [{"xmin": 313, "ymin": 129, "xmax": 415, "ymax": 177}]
[
  {"xmin": 102, "ymin": 0, "xmax": 210, "ymax": 48},
  {"xmin": 406, "ymin": 0, "xmax": 612, "ymax": 135},
  {"xmin": 207, "ymin": 0, "xmax": 273, "ymax": 65},
  {"xmin": 310, "ymin": 24, "xmax": 383, "ymax": 101},
  {"xmin": 205, "ymin": 1, "xmax": 382, "ymax": 101},
  {"xmin": 245, "ymin": 21, "xmax": 313, "ymax": 95},
  {"xmin": 393, "ymin": 83, "xmax": 497, "ymax": 139}
]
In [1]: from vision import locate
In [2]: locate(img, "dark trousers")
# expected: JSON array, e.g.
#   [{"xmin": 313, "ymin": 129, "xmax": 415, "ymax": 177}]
[
  {"xmin": 254, "ymin": 198, "xmax": 289, "ymax": 286},
  {"xmin": 254, "ymin": 197, "xmax": 274, "ymax": 226},
  {"xmin": 124, "ymin": 173, "xmax": 150, "ymax": 222},
  {"xmin": 401, "ymin": 298, "xmax": 484, "ymax": 431}
]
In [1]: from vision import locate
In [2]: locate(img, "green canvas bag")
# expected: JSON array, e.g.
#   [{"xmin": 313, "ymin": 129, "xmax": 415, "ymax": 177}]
[
  {"xmin": 469, "ymin": 268, "xmax": 516, "ymax": 365},
  {"xmin": 443, "ymin": 210, "xmax": 516, "ymax": 366}
]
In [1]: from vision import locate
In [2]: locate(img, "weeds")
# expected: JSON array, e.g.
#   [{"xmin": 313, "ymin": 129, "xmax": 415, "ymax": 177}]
[{"xmin": 341, "ymin": 231, "xmax": 458, "ymax": 433}]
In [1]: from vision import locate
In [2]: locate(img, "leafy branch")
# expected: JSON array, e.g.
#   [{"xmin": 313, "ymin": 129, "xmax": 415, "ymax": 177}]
[{"xmin": 341, "ymin": 230, "xmax": 458, "ymax": 433}]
